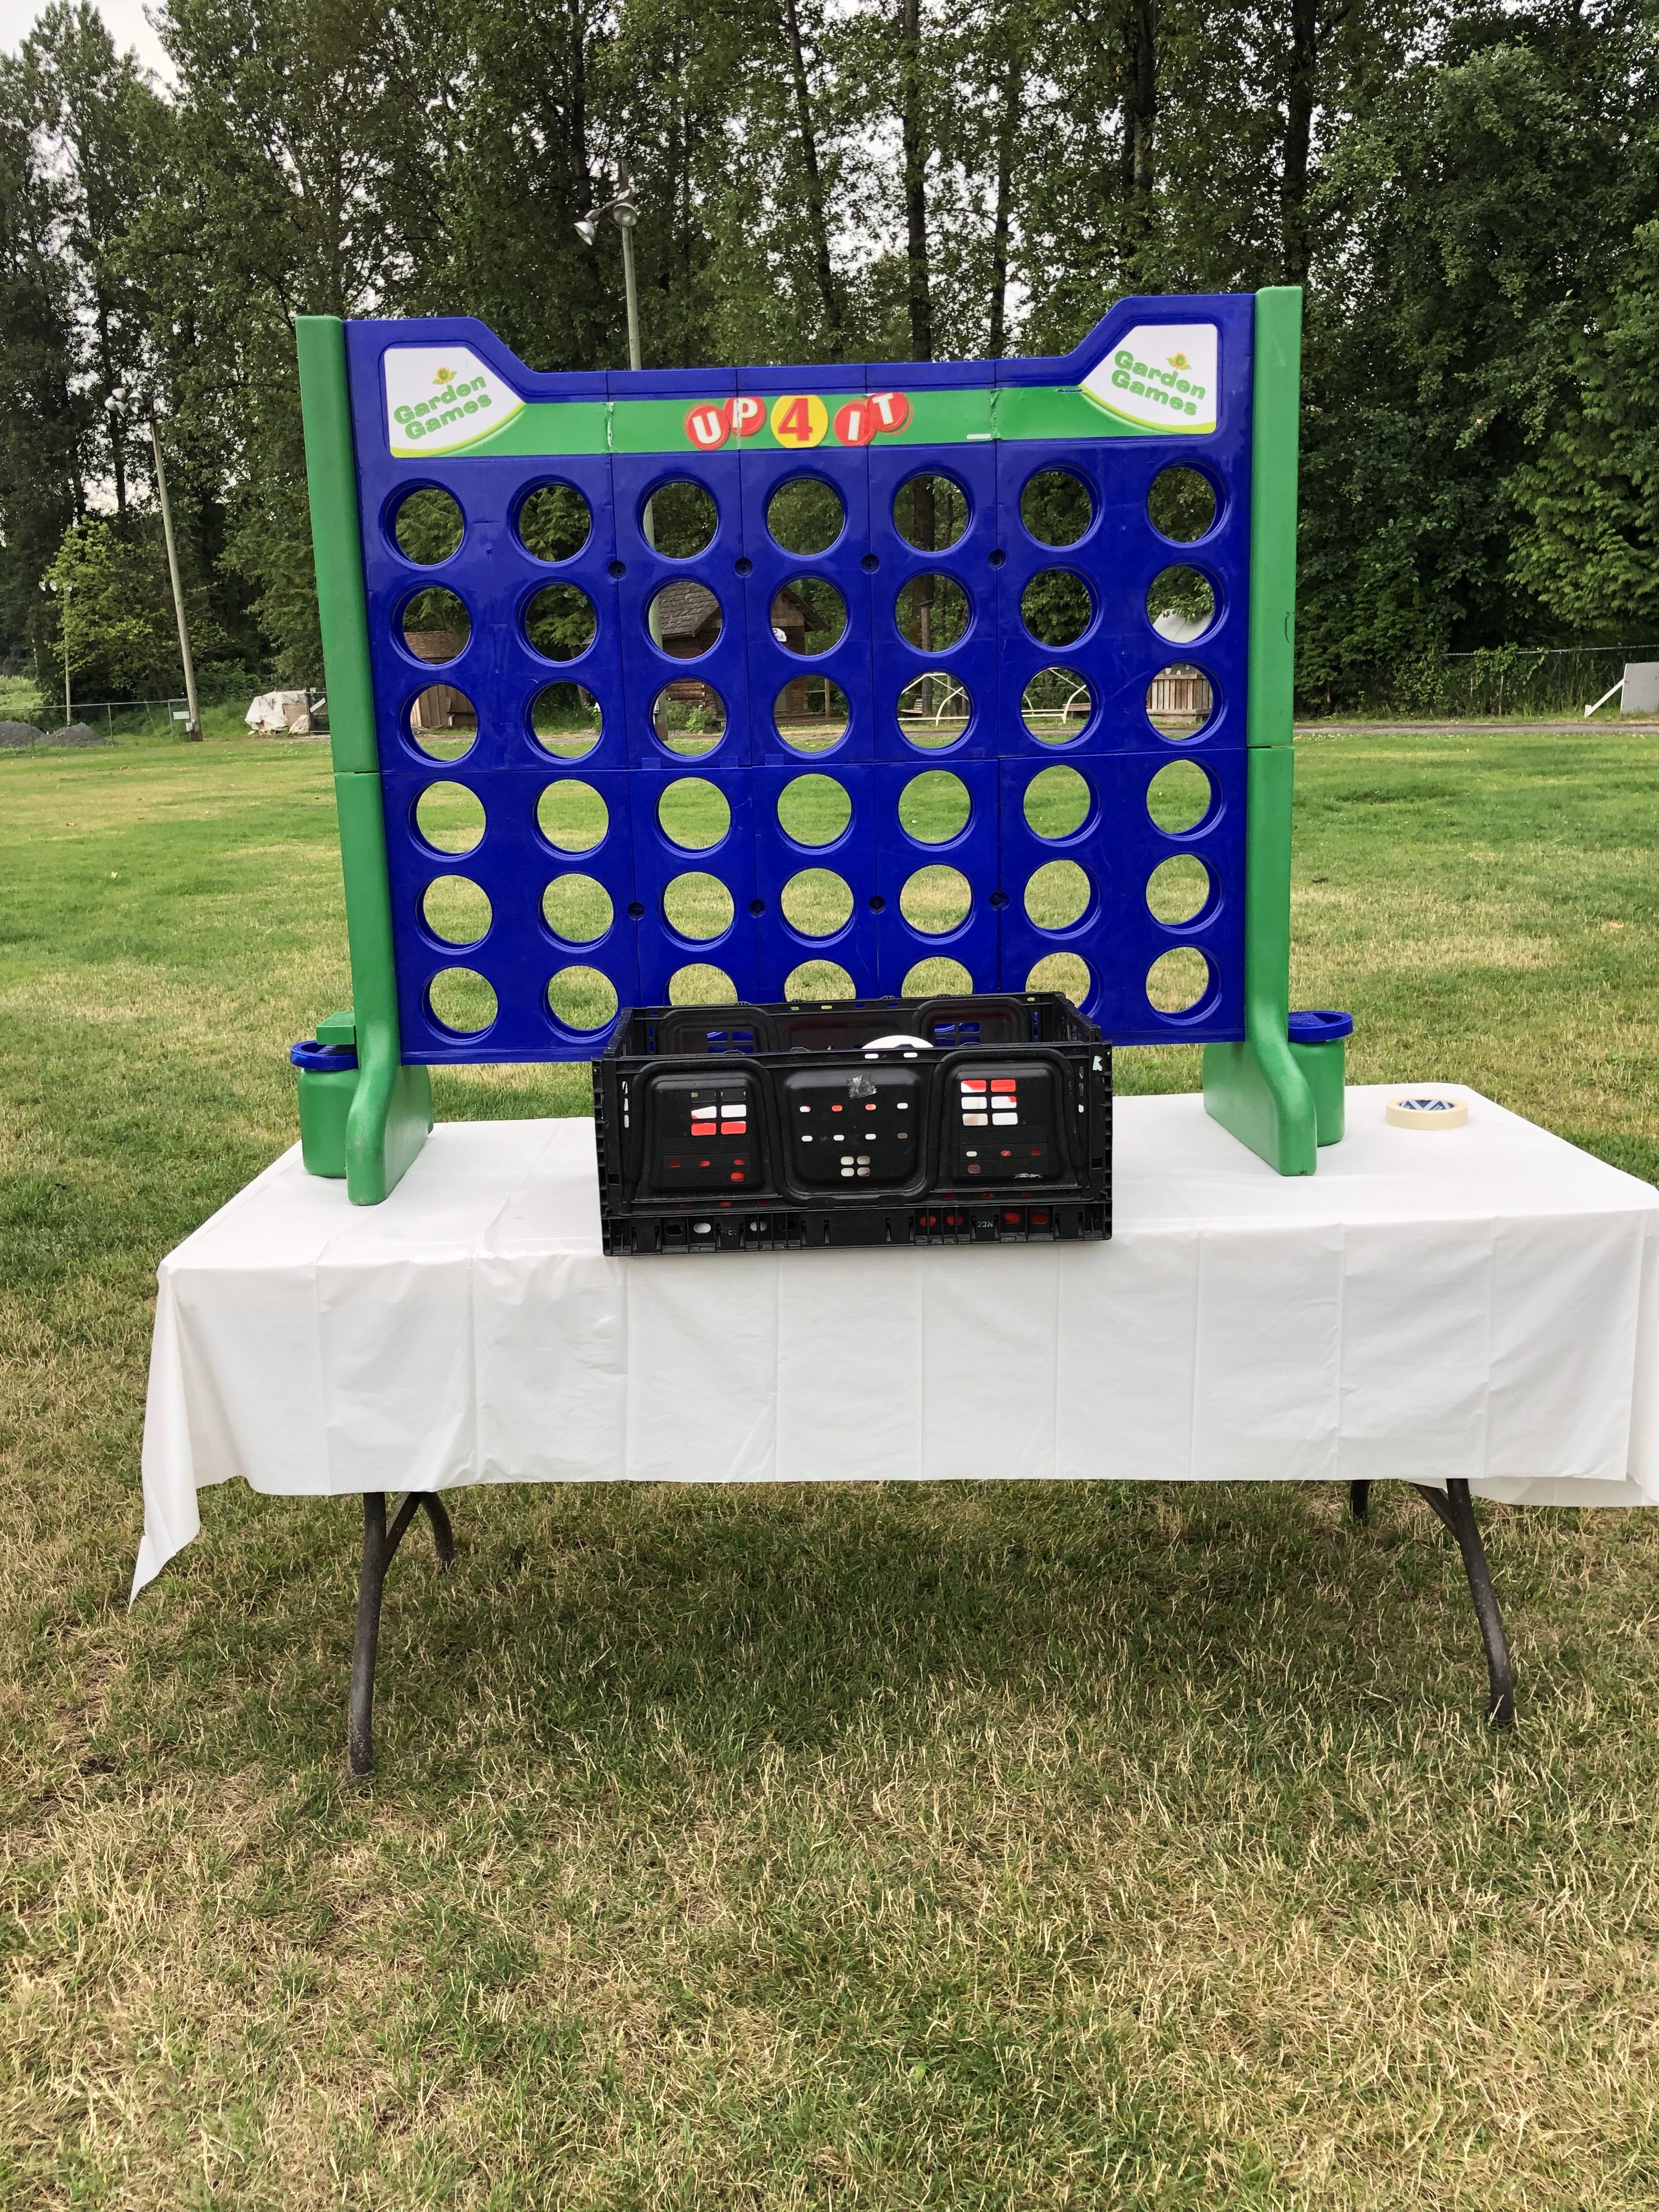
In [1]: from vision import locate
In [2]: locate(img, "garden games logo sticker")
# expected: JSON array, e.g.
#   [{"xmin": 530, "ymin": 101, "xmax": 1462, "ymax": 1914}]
[
  {"xmin": 1080, "ymin": 323, "xmax": 1217, "ymax": 433},
  {"xmin": 385, "ymin": 347, "xmax": 524, "ymax": 457}
]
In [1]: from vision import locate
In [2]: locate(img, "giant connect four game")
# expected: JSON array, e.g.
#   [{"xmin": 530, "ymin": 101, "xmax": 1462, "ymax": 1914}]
[{"xmin": 296, "ymin": 287, "xmax": 1315, "ymax": 1201}]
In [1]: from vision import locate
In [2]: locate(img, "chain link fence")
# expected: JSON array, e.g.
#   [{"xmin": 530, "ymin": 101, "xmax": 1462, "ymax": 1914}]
[{"xmin": 0, "ymin": 676, "xmax": 325, "ymax": 744}]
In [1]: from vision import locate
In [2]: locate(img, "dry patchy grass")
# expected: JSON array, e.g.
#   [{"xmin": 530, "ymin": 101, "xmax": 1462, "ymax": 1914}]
[{"xmin": 3, "ymin": 726, "xmax": 1659, "ymax": 2207}]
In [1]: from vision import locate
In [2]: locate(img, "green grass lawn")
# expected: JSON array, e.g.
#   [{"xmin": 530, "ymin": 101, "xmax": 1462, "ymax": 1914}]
[{"xmin": 4, "ymin": 724, "xmax": 1659, "ymax": 2208}]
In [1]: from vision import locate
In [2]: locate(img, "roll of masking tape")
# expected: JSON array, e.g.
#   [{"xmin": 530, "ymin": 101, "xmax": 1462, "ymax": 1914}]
[{"xmin": 1385, "ymin": 1091, "xmax": 1469, "ymax": 1130}]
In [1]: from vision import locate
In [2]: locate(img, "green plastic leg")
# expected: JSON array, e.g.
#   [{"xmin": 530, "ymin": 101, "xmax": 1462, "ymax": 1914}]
[
  {"xmin": 1204, "ymin": 1040, "xmax": 1316, "ymax": 1173},
  {"xmin": 298, "ymin": 316, "xmax": 433, "ymax": 1205},
  {"xmin": 1203, "ymin": 745, "xmax": 1317, "ymax": 1176},
  {"xmin": 1203, "ymin": 287, "xmax": 1317, "ymax": 1177},
  {"xmin": 346, "ymin": 1062, "xmax": 433, "ymax": 1205}
]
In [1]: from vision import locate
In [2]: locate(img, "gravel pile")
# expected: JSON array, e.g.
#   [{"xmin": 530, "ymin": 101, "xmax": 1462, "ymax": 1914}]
[
  {"xmin": 46, "ymin": 721, "xmax": 111, "ymax": 747},
  {"xmin": 0, "ymin": 720, "xmax": 41, "ymax": 749}
]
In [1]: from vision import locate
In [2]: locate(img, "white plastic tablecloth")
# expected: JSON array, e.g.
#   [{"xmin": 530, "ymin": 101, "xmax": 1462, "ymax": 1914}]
[{"xmin": 134, "ymin": 1087, "xmax": 1659, "ymax": 1595}]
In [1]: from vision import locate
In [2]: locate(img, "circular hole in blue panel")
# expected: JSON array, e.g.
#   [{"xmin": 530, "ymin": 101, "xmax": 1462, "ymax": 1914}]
[
  {"xmin": 899, "ymin": 865, "xmax": 972, "ymax": 936},
  {"xmin": 1148, "ymin": 466, "xmax": 1217, "ymax": 544},
  {"xmin": 899, "ymin": 770, "xmax": 970, "ymax": 845},
  {"xmin": 546, "ymin": 965, "xmax": 618, "ymax": 1034},
  {"xmin": 1024, "ymin": 860, "xmax": 1091, "ymax": 930},
  {"xmin": 531, "ymin": 681, "xmax": 601, "ymax": 759},
  {"xmin": 1020, "ymin": 469, "xmax": 1092, "ymax": 547},
  {"xmin": 777, "ymin": 774, "xmax": 852, "ymax": 848},
  {"xmin": 895, "ymin": 573, "xmax": 969, "ymax": 652},
  {"xmin": 650, "ymin": 579, "xmax": 721, "ymax": 658},
  {"xmin": 644, "ymin": 479, "xmax": 718, "ymax": 557},
  {"xmin": 1023, "ymin": 765, "xmax": 1092, "ymax": 840},
  {"xmin": 408, "ymin": 684, "xmax": 477, "ymax": 763},
  {"xmin": 525, "ymin": 583, "xmax": 596, "ymax": 661},
  {"xmin": 401, "ymin": 586, "xmax": 469, "ymax": 663},
  {"xmin": 1147, "ymin": 663, "xmax": 1214, "ymax": 740},
  {"xmin": 658, "ymin": 777, "xmax": 730, "ymax": 851},
  {"xmin": 782, "ymin": 868, "xmax": 854, "ymax": 937},
  {"xmin": 664, "ymin": 871, "xmax": 735, "ymax": 941},
  {"xmin": 1147, "ymin": 947, "xmax": 1212, "ymax": 1014},
  {"xmin": 1020, "ymin": 665, "xmax": 1091, "ymax": 745},
  {"xmin": 896, "ymin": 669, "xmax": 970, "ymax": 749},
  {"xmin": 893, "ymin": 474, "xmax": 968, "ymax": 552},
  {"xmin": 652, "ymin": 679, "xmax": 726, "ymax": 756},
  {"xmin": 772, "ymin": 575, "xmax": 846, "ymax": 656},
  {"xmin": 542, "ymin": 874, "xmax": 613, "ymax": 945},
  {"xmin": 785, "ymin": 960, "xmax": 855, "ymax": 1000},
  {"xmin": 414, "ymin": 780, "xmax": 484, "ymax": 854},
  {"xmin": 768, "ymin": 478, "xmax": 844, "ymax": 556},
  {"xmin": 1147, "ymin": 759, "xmax": 1213, "ymax": 832},
  {"xmin": 422, "ymin": 874, "xmax": 492, "ymax": 946},
  {"xmin": 1147, "ymin": 856, "xmax": 1211, "ymax": 925},
  {"xmin": 903, "ymin": 956, "xmax": 973, "ymax": 996},
  {"xmin": 1148, "ymin": 565, "xmax": 1216, "ymax": 644},
  {"xmin": 517, "ymin": 483, "xmax": 592, "ymax": 562},
  {"xmin": 1026, "ymin": 952, "xmax": 1091, "ymax": 1007},
  {"xmin": 392, "ymin": 487, "xmax": 463, "ymax": 565},
  {"xmin": 775, "ymin": 675, "xmax": 850, "ymax": 751},
  {"xmin": 537, "ymin": 780, "xmax": 607, "ymax": 853},
  {"xmin": 427, "ymin": 967, "xmax": 497, "ymax": 1036},
  {"xmin": 669, "ymin": 964, "xmax": 739, "ymax": 1005},
  {"xmin": 1020, "ymin": 571, "xmax": 1091, "ymax": 649}
]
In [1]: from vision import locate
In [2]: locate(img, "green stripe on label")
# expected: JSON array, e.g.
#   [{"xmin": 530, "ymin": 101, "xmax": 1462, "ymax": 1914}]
[
  {"xmin": 885, "ymin": 389, "xmax": 996, "ymax": 444},
  {"xmin": 995, "ymin": 386, "xmax": 1142, "ymax": 441},
  {"xmin": 421, "ymin": 384, "xmax": 1192, "ymax": 461},
  {"xmin": 465, "ymin": 399, "xmax": 612, "ymax": 458}
]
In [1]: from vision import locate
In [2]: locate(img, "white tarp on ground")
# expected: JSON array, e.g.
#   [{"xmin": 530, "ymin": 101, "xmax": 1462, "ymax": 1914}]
[
  {"xmin": 246, "ymin": 690, "xmax": 323, "ymax": 734},
  {"xmin": 134, "ymin": 1088, "xmax": 1659, "ymax": 1596}
]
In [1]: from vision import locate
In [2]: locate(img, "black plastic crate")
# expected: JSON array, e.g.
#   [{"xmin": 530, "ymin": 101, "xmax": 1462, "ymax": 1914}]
[{"xmin": 594, "ymin": 994, "xmax": 1111, "ymax": 1255}]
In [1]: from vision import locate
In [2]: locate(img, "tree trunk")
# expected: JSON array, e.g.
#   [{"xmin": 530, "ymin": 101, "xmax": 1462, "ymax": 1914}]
[
  {"xmin": 1121, "ymin": 0, "xmax": 1157, "ymax": 279},
  {"xmin": 781, "ymin": 0, "xmax": 843, "ymax": 345},
  {"xmin": 1281, "ymin": 0, "xmax": 1319, "ymax": 284},
  {"xmin": 96, "ymin": 297, "xmax": 126, "ymax": 516},
  {"xmin": 986, "ymin": 53, "xmax": 1021, "ymax": 357},
  {"xmin": 899, "ymin": 0, "xmax": 933, "ymax": 360}
]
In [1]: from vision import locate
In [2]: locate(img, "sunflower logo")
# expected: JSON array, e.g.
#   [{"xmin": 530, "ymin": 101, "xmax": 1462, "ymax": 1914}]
[
  {"xmin": 432, "ymin": 365, "xmax": 457, "ymax": 386},
  {"xmin": 1167, "ymin": 352, "xmax": 1190, "ymax": 371}
]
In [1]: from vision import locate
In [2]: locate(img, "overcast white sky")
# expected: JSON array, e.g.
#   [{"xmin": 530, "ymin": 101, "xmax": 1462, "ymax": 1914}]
[{"xmin": 0, "ymin": 0, "xmax": 172, "ymax": 77}]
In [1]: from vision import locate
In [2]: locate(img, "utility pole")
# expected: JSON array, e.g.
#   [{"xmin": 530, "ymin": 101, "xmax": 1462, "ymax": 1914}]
[
  {"xmin": 41, "ymin": 577, "xmax": 72, "ymax": 725},
  {"xmin": 575, "ymin": 163, "xmax": 643, "ymax": 371},
  {"xmin": 616, "ymin": 162, "xmax": 642, "ymax": 373},
  {"xmin": 149, "ymin": 416, "xmax": 202, "ymax": 741}
]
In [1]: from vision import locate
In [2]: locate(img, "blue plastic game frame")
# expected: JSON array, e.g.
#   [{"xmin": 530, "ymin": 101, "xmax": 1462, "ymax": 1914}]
[{"xmin": 296, "ymin": 287, "xmax": 1321, "ymax": 1203}]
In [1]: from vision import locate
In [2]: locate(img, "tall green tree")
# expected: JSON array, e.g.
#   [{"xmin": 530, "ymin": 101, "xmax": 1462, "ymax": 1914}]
[
  {"xmin": 0, "ymin": 58, "xmax": 80, "ymax": 659},
  {"xmin": 1509, "ymin": 221, "xmax": 1659, "ymax": 639},
  {"xmin": 1295, "ymin": 3, "xmax": 1659, "ymax": 703}
]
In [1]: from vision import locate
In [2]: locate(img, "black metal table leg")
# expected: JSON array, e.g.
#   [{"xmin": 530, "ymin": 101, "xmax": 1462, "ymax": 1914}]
[
  {"xmin": 1411, "ymin": 1479, "xmax": 1515, "ymax": 1729},
  {"xmin": 1348, "ymin": 1480, "xmax": 1371, "ymax": 1525},
  {"xmin": 348, "ymin": 1489, "xmax": 454, "ymax": 1778}
]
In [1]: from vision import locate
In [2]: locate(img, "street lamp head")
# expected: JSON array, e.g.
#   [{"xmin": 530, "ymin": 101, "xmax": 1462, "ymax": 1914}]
[{"xmin": 574, "ymin": 215, "xmax": 600, "ymax": 246}]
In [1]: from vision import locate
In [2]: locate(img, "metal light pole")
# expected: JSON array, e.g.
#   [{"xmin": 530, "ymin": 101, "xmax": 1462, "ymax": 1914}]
[
  {"xmin": 148, "ymin": 415, "xmax": 202, "ymax": 741},
  {"xmin": 615, "ymin": 163, "xmax": 642, "ymax": 374},
  {"xmin": 41, "ymin": 577, "xmax": 72, "ymax": 725},
  {"xmin": 575, "ymin": 163, "xmax": 643, "ymax": 371}
]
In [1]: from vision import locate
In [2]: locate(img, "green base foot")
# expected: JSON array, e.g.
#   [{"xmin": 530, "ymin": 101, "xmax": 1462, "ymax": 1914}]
[
  {"xmin": 346, "ymin": 1062, "xmax": 433, "ymax": 1204},
  {"xmin": 1203, "ymin": 1036, "xmax": 1318, "ymax": 1176}
]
